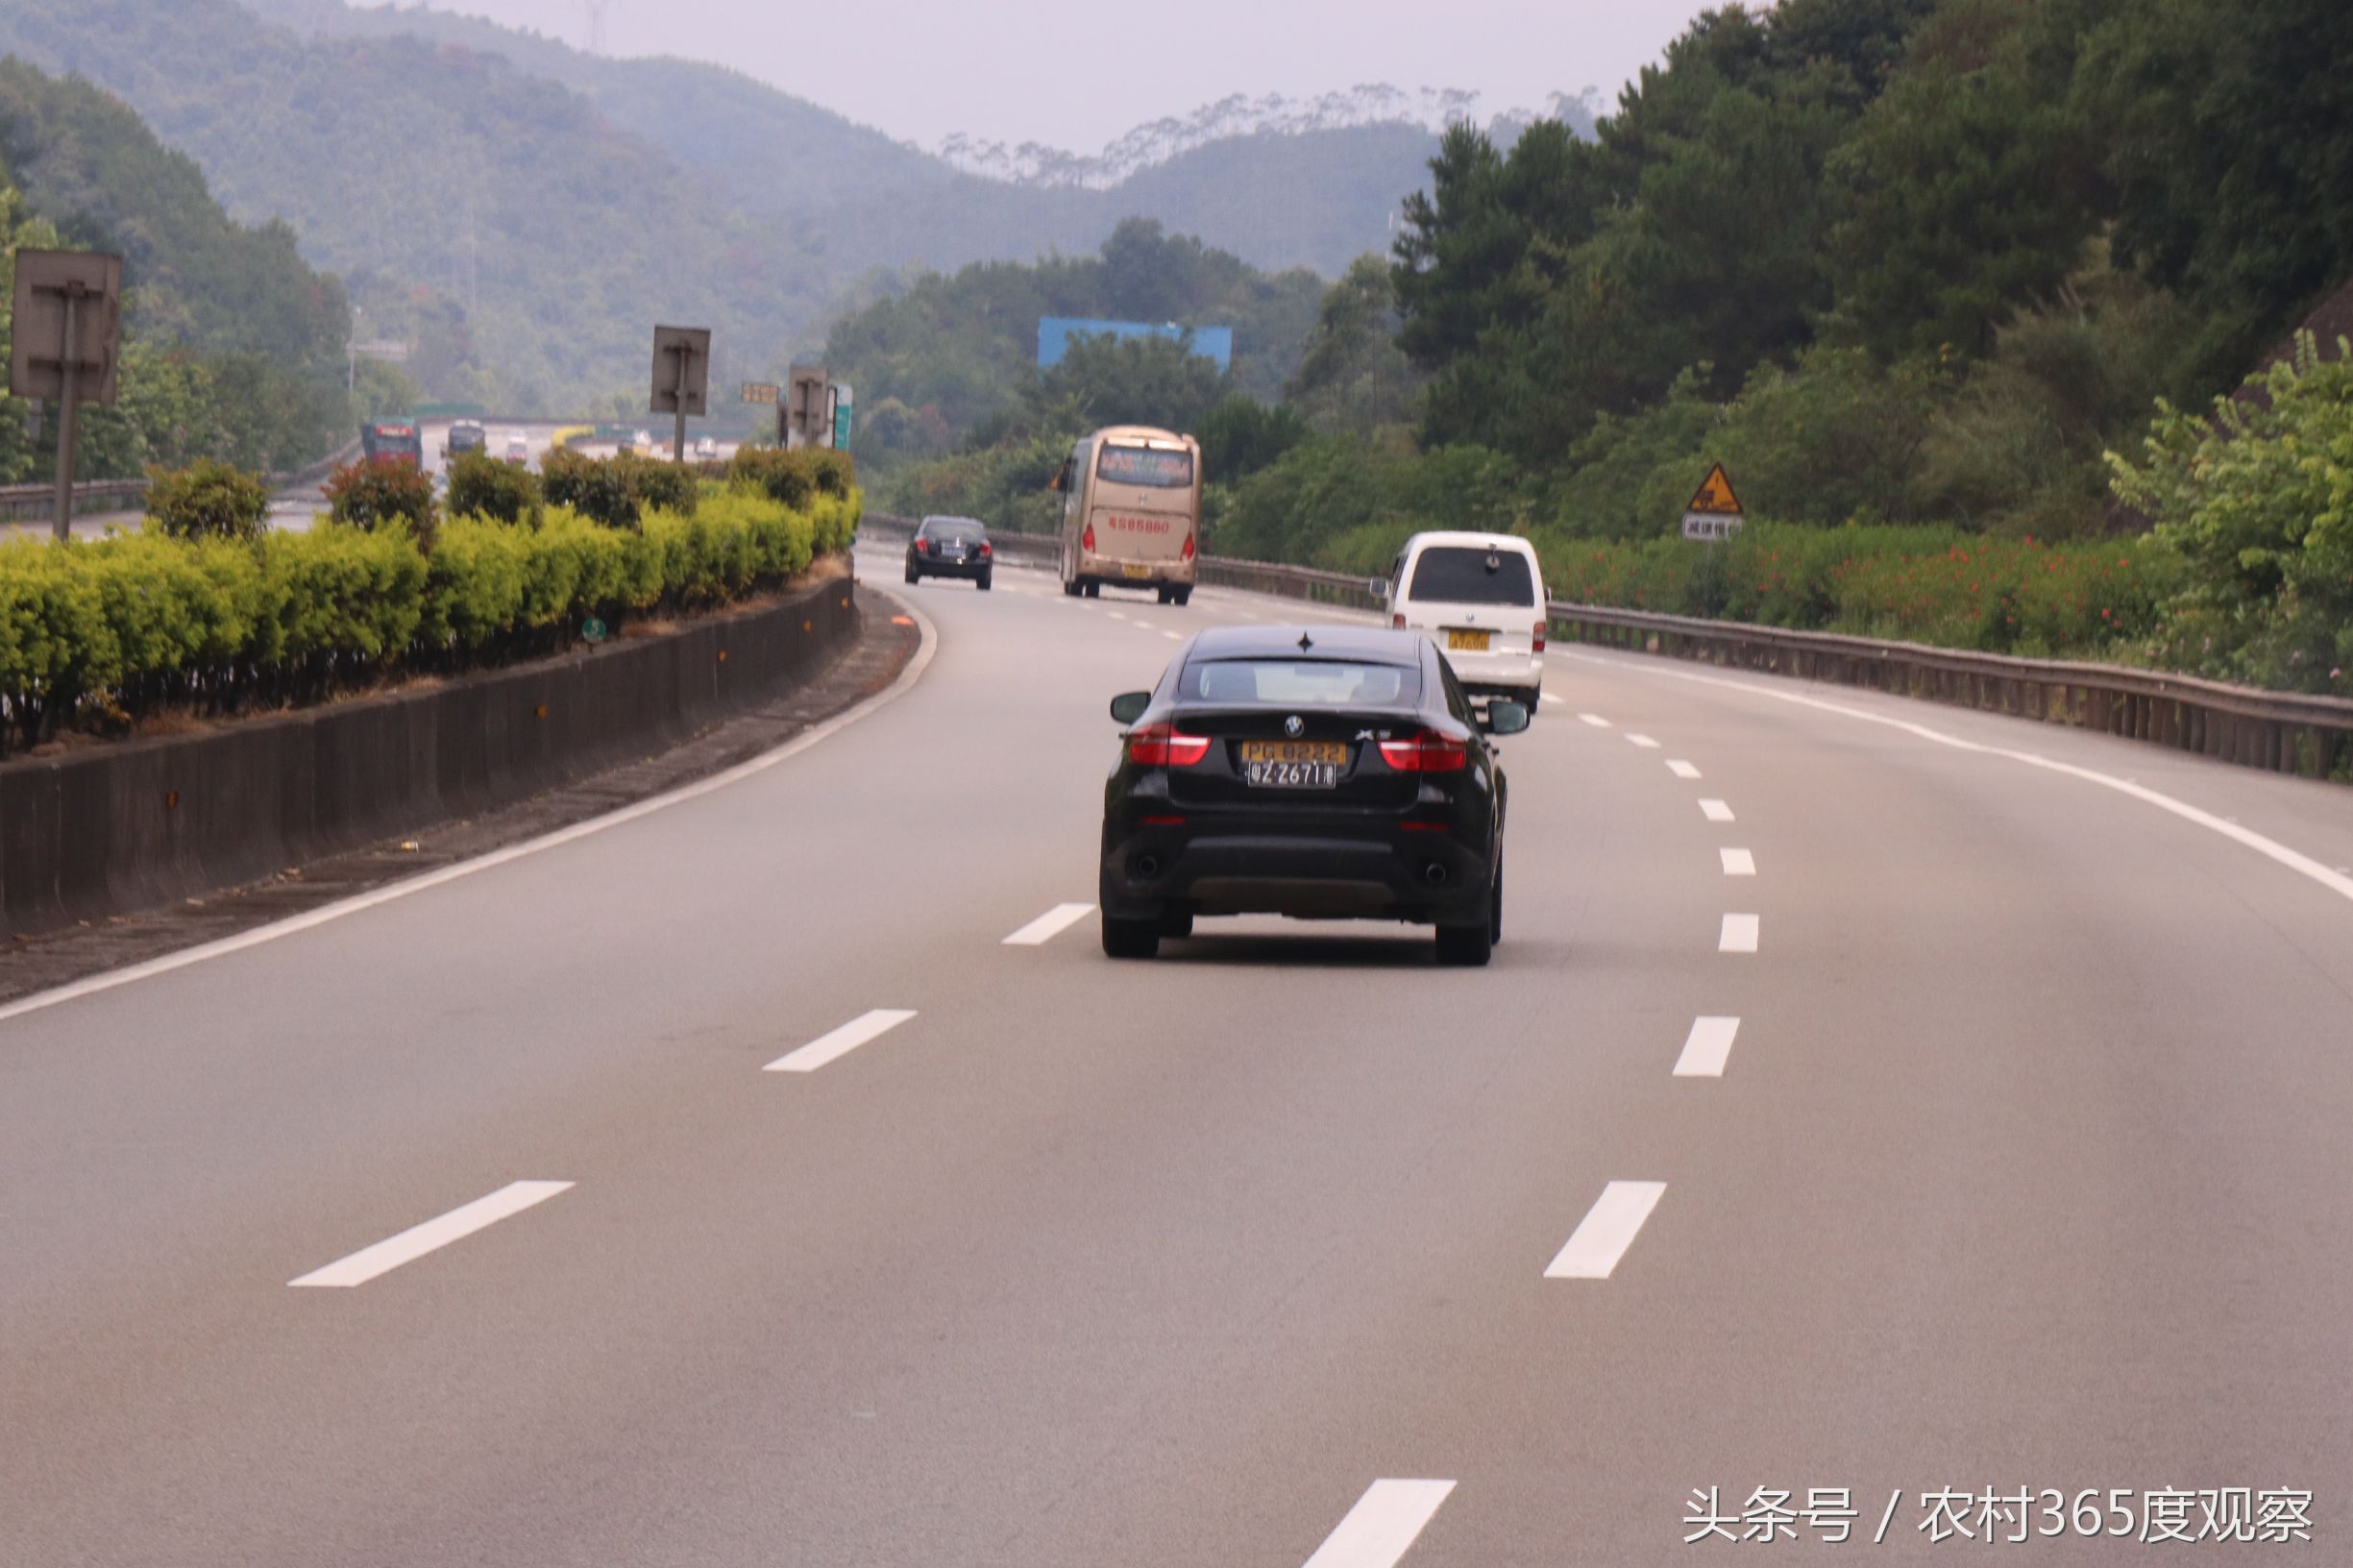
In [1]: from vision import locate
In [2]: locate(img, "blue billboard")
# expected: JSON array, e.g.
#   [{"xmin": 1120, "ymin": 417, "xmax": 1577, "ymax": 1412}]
[{"xmin": 1037, "ymin": 317, "xmax": 1234, "ymax": 372}]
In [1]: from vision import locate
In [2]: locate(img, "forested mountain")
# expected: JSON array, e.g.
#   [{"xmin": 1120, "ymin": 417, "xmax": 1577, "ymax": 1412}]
[
  {"xmin": 0, "ymin": 61, "xmax": 355, "ymax": 478},
  {"xmin": 0, "ymin": 0, "xmax": 1483, "ymax": 411}
]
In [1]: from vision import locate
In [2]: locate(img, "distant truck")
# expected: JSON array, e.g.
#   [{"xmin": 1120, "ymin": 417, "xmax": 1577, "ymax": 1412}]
[
  {"xmin": 1052, "ymin": 425, "xmax": 1201, "ymax": 605},
  {"xmin": 444, "ymin": 420, "xmax": 488, "ymax": 463},
  {"xmin": 360, "ymin": 420, "xmax": 424, "ymax": 467}
]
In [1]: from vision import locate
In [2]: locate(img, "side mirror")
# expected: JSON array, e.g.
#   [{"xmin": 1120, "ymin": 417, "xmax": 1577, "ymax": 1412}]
[
  {"xmin": 1049, "ymin": 459, "xmax": 1072, "ymax": 494},
  {"xmin": 1483, "ymin": 699, "xmax": 1531, "ymax": 737},
  {"xmin": 1109, "ymin": 691, "xmax": 1152, "ymax": 724},
  {"xmin": 1369, "ymin": 576, "xmax": 1391, "ymax": 604}
]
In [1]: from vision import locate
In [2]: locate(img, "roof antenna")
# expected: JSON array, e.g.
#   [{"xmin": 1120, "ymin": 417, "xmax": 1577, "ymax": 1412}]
[{"xmin": 1296, "ymin": 631, "xmax": 1314, "ymax": 652}]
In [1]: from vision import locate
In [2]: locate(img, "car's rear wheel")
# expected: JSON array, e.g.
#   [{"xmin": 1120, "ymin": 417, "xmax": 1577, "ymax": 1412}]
[
  {"xmin": 1434, "ymin": 919, "xmax": 1492, "ymax": 967},
  {"xmin": 1102, "ymin": 914, "xmax": 1160, "ymax": 959},
  {"xmin": 976, "ymin": 572, "xmax": 993, "ymax": 592},
  {"xmin": 904, "ymin": 563, "xmax": 919, "ymax": 584}
]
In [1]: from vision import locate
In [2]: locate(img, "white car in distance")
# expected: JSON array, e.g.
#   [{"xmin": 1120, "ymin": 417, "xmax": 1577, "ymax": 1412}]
[{"xmin": 1373, "ymin": 531, "xmax": 1549, "ymax": 708}]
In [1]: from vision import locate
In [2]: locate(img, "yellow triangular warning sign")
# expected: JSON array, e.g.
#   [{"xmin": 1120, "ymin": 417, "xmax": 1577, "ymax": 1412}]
[{"xmin": 1685, "ymin": 463, "xmax": 1743, "ymax": 516}]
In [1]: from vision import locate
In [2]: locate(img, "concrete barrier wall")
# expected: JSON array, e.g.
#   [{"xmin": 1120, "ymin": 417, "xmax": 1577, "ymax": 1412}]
[{"xmin": 0, "ymin": 573, "xmax": 862, "ymax": 940}]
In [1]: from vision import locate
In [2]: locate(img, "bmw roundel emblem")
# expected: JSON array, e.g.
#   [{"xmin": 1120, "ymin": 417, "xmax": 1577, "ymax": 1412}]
[{"xmin": 1284, "ymin": 715, "xmax": 1305, "ymax": 738}]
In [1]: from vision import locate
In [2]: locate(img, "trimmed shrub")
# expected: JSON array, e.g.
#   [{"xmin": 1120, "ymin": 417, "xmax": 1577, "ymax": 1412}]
[
  {"xmin": 324, "ymin": 456, "xmax": 439, "ymax": 547},
  {"xmin": 144, "ymin": 458, "xmax": 271, "ymax": 542},
  {"xmin": 448, "ymin": 450, "xmax": 542, "ymax": 526},
  {"xmin": 540, "ymin": 449, "xmax": 700, "ymax": 528}
]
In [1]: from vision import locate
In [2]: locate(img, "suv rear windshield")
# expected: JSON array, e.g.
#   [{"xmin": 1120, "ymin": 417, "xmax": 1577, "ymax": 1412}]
[
  {"xmin": 1097, "ymin": 445, "xmax": 1193, "ymax": 489},
  {"xmin": 1181, "ymin": 659, "xmax": 1417, "ymax": 707},
  {"xmin": 1409, "ymin": 546, "xmax": 1537, "ymax": 606}
]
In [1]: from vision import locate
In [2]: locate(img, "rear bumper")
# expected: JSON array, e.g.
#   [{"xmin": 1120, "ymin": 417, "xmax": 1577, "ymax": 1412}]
[
  {"xmin": 1439, "ymin": 648, "xmax": 1543, "ymax": 696},
  {"xmin": 1075, "ymin": 552, "xmax": 1194, "ymax": 588},
  {"xmin": 1101, "ymin": 821, "xmax": 1491, "ymax": 924},
  {"xmin": 912, "ymin": 555, "xmax": 990, "ymax": 577}
]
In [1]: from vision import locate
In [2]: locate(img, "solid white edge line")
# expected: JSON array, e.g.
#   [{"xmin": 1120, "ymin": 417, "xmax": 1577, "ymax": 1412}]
[
  {"xmin": 1002, "ymin": 902, "xmax": 1096, "ymax": 947},
  {"xmin": 289, "ymin": 1179, "xmax": 573, "ymax": 1287},
  {"xmin": 0, "ymin": 588, "xmax": 944, "ymax": 1028},
  {"xmin": 1578, "ymin": 712, "xmax": 1611, "ymax": 728},
  {"xmin": 764, "ymin": 1008, "xmax": 919, "ymax": 1073},
  {"xmin": 1721, "ymin": 847, "xmax": 1757, "ymax": 876},
  {"xmin": 1673, "ymin": 1016, "xmax": 1742, "ymax": 1078},
  {"xmin": 1626, "ymin": 733, "xmax": 1661, "ymax": 748},
  {"xmin": 1302, "ymin": 1479, "xmax": 1458, "ymax": 1568},
  {"xmin": 1545, "ymin": 1181, "xmax": 1667, "ymax": 1280},
  {"xmin": 1666, "ymin": 759, "xmax": 1703, "ymax": 779},
  {"xmin": 1720, "ymin": 913, "xmax": 1760, "ymax": 953},
  {"xmin": 1562, "ymin": 649, "xmax": 2353, "ymax": 911},
  {"xmin": 1699, "ymin": 798, "xmax": 1736, "ymax": 822}
]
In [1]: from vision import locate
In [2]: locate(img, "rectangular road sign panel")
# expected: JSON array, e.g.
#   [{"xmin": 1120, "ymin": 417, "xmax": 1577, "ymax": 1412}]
[
  {"xmin": 741, "ymin": 382, "xmax": 779, "ymax": 405},
  {"xmin": 1681, "ymin": 511, "xmax": 1744, "ymax": 542},
  {"xmin": 10, "ymin": 250, "xmax": 122, "ymax": 404},
  {"xmin": 650, "ymin": 326, "xmax": 712, "ymax": 416}
]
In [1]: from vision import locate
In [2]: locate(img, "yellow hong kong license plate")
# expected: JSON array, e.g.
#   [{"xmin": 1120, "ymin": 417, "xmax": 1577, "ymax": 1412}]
[
  {"xmin": 1123, "ymin": 563, "xmax": 1154, "ymax": 579},
  {"xmin": 1238, "ymin": 741, "xmax": 1348, "ymax": 766},
  {"xmin": 1446, "ymin": 628, "xmax": 1492, "ymax": 652}
]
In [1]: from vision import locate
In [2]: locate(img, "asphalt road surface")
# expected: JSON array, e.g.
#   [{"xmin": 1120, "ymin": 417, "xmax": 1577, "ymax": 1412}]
[{"xmin": 4, "ymin": 551, "xmax": 2349, "ymax": 1565}]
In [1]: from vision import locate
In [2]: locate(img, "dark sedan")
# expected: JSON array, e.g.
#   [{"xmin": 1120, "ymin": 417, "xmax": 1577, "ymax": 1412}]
[
  {"xmin": 906, "ymin": 515, "xmax": 993, "ymax": 590},
  {"xmin": 1098, "ymin": 625, "xmax": 1528, "ymax": 965}
]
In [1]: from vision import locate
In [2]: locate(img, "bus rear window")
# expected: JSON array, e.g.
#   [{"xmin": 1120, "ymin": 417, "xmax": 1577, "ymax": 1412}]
[
  {"xmin": 1409, "ymin": 547, "xmax": 1537, "ymax": 606},
  {"xmin": 1097, "ymin": 445, "xmax": 1193, "ymax": 489}
]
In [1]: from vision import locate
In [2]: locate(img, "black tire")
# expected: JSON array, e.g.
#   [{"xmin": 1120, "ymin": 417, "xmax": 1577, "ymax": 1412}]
[
  {"xmin": 1489, "ymin": 851, "xmax": 1504, "ymax": 945},
  {"xmin": 904, "ymin": 563, "xmax": 920, "ymax": 584},
  {"xmin": 976, "ymin": 573, "xmax": 993, "ymax": 592},
  {"xmin": 1082, "ymin": 578, "xmax": 1101, "ymax": 599},
  {"xmin": 1063, "ymin": 576, "xmax": 1082, "ymax": 598},
  {"xmin": 1434, "ymin": 918, "xmax": 1492, "ymax": 967},
  {"xmin": 1156, "ymin": 586, "xmax": 1173, "ymax": 605},
  {"xmin": 1158, "ymin": 907, "xmax": 1194, "ymax": 940},
  {"xmin": 1101, "ymin": 914, "xmax": 1160, "ymax": 959},
  {"xmin": 1172, "ymin": 587, "xmax": 1192, "ymax": 607}
]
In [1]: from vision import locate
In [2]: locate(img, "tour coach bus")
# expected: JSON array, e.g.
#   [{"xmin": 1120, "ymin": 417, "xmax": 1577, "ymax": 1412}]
[{"xmin": 1053, "ymin": 425, "xmax": 1201, "ymax": 605}]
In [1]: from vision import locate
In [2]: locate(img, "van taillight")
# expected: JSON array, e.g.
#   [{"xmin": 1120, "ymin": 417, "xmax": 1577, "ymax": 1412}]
[
  {"xmin": 1533, "ymin": 620, "xmax": 1547, "ymax": 653},
  {"xmin": 1391, "ymin": 613, "xmax": 1407, "ymax": 629},
  {"xmin": 1127, "ymin": 723, "xmax": 1211, "ymax": 768},
  {"xmin": 1379, "ymin": 729, "xmax": 1469, "ymax": 773},
  {"xmin": 1082, "ymin": 523, "xmax": 1095, "ymax": 552}
]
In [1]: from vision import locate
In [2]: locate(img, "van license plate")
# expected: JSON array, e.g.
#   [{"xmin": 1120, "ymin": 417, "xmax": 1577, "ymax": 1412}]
[
  {"xmin": 1123, "ymin": 564, "xmax": 1152, "ymax": 579},
  {"xmin": 1446, "ymin": 628, "xmax": 1492, "ymax": 651}
]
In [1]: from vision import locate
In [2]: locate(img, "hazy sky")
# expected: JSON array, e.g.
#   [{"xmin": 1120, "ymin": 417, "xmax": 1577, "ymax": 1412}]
[{"xmin": 421, "ymin": 0, "xmax": 1718, "ymax": 151}]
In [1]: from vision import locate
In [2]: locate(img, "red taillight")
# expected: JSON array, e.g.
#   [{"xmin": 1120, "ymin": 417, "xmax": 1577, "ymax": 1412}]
[
  {"xmin": 1140, "ymin": 814, "xmax": 1186, "ymax": 827},
  {"xmin": 1081, "ymin": 523, "xmax": 1096, "ymax": 552},
  {"xmin": 914, "ymin": 538, "xmax": 930, "ymax": 554},
  {"xmin": 1127, "ymin": 723, "xmax": 1212, "ymax": 768},
  {"xmin": 1533, "ymin": 619, "xmax": 1547, "ymax": 653},
  {"xmin": 978, "ymin": 541, "xmax": 992, "ymax": 557},
  {"xmin": 1391, "ymin": 613, "xmax": 1407, "ymax": 629},
  {"xmin": 1181, "ymin": 532, "xmax": 1196, "ymax": 562},
  {"xmin": 1379, "ymin": 729, "xmax": 1469, "ymax": 772}
]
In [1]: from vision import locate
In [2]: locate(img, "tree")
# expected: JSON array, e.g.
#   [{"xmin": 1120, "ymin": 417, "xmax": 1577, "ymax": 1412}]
[{"xmin": 1026, "ymin": 332, "xmax": 1231, "ymax": 436}]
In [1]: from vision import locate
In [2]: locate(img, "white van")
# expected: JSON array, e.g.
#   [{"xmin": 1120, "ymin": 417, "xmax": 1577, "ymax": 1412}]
[{"xmin": 1374, "ymin": 531, "xmax": 1548, "ymax": 705}]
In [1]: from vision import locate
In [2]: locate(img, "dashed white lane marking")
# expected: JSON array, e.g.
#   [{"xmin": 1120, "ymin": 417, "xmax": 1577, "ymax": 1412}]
[
  {"xmin": 1626, "ymin": 733, "xmax": 1661, "ymax": 748},
  {"xmin": 1002, "ymin": 902, "xmax": 1095, "ymax": 946},
  {"xmin": 1108, "ymin": 611, "xmax": 1129, "ymax": 622},
  {"xmin": 1562, "ymin": 649, "xmax": 2353, "ymax": 912},
  {"xmin": 764, "ymin": 1009, "xmax": 919, "ymax": 1073},
  {"xmin": 1673, "ymin": 1017, "xmax": 1742, "ymax": 1078},
  {"xmin": 1699, "ymin": 798, "xmax": 1736, "ymax": 822},
  {"xmin": 1578, "ymin": 713, "xmax": 1611, "ymax": 728},
  {"xmin": 1132, "ymin": 619, "xmax": 1158, "ymax": 631},
  {"xmin": 289, "ymin": 1180, "xmax": 574, "ymax": 1287},
  {"xmin": 1720, "ymin": 914, "xmax": 1760, "ymax": 953},
  {"xmin": 1545, "ymin": 1181, "xmax": 1667, "ymax": 1279},
  {"xmin": 1721, "ymin": 847, "xmax": 1756, "ymax": 876},
  {"xmin": 1302, "ymin": 1480, "xmax": 1458, "ymax": 1568},
  {"xmin": 1164, "ymin": 630, "xmax": 1184, "ymax": 640},
  {"xmin": 1666, "ymin": 759, "xmax": 1703, "ymax": 779},
  {"xmin": 1540, "ymin": 693, "xmax": 1566, "ymax": 707}
]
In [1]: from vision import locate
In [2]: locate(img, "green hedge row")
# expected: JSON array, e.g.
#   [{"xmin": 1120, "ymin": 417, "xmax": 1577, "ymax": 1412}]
[{"xmin": 0, "ymin": 485, "xmax": 859, "ymax": 751}]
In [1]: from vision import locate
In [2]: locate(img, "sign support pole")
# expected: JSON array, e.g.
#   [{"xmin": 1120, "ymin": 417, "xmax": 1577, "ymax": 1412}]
[
  {"xmin": 51, "ymin": 287, "xmax": 82, "ymax": 543},
  {"xmin": 672, "ymin": 345, "xmax": 690, "ymax": 465}
]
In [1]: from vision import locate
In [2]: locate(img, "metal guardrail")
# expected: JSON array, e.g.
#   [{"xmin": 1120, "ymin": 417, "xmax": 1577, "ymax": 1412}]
[
  {"xmin": 860, "ymin": 515, "xmax": 2353, "ymax": 780},
  {"xmin": 0, "ymin": 437, "xmax": 368, "ymax": 528}
]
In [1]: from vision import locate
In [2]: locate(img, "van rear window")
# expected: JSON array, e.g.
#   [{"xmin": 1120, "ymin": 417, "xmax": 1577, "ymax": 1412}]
[
  {"xmin": 1409, "ymin": 546, "xmax": 1537, "ymax": 606},
  {"xmin": 1097, "ymin": 445, "xmax": 1193, "ymax": 489}
]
